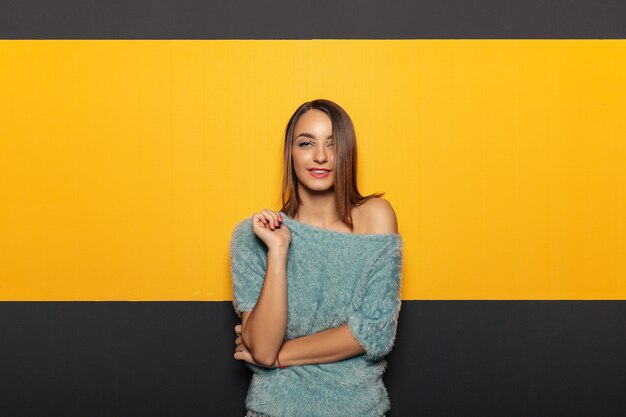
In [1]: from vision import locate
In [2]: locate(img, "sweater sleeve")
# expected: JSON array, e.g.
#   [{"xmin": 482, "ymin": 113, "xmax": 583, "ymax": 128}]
[
  {"xmin": 346, "ymin": 237, "xmax": 403, "ymax": 362},
  {"xmin": 229, "ymin": 219, "xmax": 267, "ymax": 319}
]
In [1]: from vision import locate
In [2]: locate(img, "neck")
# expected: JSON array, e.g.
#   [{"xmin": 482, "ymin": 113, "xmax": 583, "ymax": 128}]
[{"xmin": 294, "ymin": 188, "xmax": 339, "ymax": 228}]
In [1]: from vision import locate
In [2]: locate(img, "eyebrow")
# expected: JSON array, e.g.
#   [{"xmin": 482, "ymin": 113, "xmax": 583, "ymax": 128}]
[{"xmin": 295, "ymin": 133, "xmax": 334, "ymax": 140}]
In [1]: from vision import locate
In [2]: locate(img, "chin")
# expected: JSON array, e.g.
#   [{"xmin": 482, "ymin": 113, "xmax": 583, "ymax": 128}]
[
  {"xmin": 308, "ymin": 183, "xmax": 334, "ymax": 192},
  {"xmin": 299, "ymin": 179, "xmax": 333, "ymax": 192}
]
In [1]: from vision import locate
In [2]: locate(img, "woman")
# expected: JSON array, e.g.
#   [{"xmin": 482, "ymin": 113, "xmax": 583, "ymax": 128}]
[{"xmin": 230, "ymin": 99, "xmax": 403, "ymax": 417}]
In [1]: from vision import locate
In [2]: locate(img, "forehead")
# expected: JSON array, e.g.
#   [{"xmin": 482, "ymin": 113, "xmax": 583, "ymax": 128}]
[{"xmin": 294, "ymin": 109, "xmax": 332, "ymax": 134}]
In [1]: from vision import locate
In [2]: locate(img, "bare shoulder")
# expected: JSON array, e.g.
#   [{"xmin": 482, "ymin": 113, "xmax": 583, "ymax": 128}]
[{"xmin": 358, "ymin": 197, "xmax": 398, "ymax": 234}]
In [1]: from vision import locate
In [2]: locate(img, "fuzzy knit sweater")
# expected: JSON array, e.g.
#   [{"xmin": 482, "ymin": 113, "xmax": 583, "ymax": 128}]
[{"xmin": 230, "ymin": 210, "xmax": 403, "ymax": 417}]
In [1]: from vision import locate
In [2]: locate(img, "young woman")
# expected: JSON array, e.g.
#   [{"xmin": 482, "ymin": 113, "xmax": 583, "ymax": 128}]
[{"xmin": 230, "ymin": 99, "xmax": 403, "ymax": 417}]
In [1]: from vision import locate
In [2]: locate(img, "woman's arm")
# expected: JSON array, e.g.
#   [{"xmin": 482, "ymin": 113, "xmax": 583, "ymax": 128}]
[
  {"xmin": 241, "ymin": 245, "xmax": 289, "ymax": 367},
  {"xmin": 234, "ymin": 322, "xmax": 365, "ymax": 368},
  {"xmin": 270, "ymin": 323, "xmax": 365, "ymax": 367},
  {"xmin": 235, "ymin": 201, "xmax": 400, "ymax": 368}
]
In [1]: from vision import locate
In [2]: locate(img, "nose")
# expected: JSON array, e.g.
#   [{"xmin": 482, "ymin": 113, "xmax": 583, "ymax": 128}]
[{"xmin": 313, "ymin": 143, "xmax": 328, "ymax": 163}]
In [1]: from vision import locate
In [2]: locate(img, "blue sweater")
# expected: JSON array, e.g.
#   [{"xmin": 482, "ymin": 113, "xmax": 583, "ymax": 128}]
[{"xmin": 230, "ymin": 210, "xmax": 404, "ymax": 417}]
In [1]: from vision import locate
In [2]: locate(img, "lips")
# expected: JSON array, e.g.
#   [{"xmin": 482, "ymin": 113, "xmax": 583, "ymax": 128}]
[{"xmin": 308, "ymin": 168, "xmax": 331, "ymax": 178}]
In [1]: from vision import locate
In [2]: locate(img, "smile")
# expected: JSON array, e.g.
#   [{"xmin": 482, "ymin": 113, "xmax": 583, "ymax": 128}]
[{"xmin": 308, "ymin": 169, "xmax": 331, "ymax": 178}]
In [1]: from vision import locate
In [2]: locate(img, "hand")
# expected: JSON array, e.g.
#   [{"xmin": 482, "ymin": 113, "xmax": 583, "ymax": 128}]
[
  {"xmin": 234, "ymin": 323, "xmax": 278, "ymax": 368},
  {"xmin": 252, "ymin": 209, "xmax": 291, "ymax": 250}
]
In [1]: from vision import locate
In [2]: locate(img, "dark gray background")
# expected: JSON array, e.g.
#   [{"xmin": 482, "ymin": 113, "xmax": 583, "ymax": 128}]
[
  {"xmin": 1, "ymin": 0, "xmax": 625, "ymax": 38},
  {"xmin": 1, "ymin": 301, "xmax": 625, "ymax": 416}
]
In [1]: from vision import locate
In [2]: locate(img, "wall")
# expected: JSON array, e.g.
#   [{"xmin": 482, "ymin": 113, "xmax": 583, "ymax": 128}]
[{"xmin": 1, "ymin": 1, "xmax": 625, "ymax": 416}]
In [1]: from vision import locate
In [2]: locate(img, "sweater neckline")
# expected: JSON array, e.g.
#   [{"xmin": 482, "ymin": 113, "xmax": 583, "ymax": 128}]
[{"xmin": 279, "ymin": 211, "xmax": 401, "ymax": 239}]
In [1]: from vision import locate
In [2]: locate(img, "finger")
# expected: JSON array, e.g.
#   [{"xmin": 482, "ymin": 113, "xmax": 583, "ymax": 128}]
[
  {"xmin": 235, "ymin": 335, "xmax": 241, "ymax": 345},
  {"xmin": 272, "ymin": 211, "xmax": 283, "ymax": 227},
  {"xmin": 262, "ymin": 209, "xmax": 280, "ymax": 230},
  {"xmin": 235, "ymin": 324, "xmax": 241, "ymax": 333},
  {"xmin": 261, "ymin": 209, "xmax": 276, "ymax": 230},
  {"xmin": 253, "ymin": 213, "xmax": 269, "ymax": 229},
  {"xmin": 255, "ymin": 212, "xmax": 270, "ymax": 228},
  {"xmin": 273, "ymin": 210, "xmax": 283, "ymax": 228}
]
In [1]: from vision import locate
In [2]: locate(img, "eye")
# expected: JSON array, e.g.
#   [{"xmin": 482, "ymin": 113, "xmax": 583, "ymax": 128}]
[{"xmin": 298, "ymin": 141, "xmax": 313, "ymax": 147}]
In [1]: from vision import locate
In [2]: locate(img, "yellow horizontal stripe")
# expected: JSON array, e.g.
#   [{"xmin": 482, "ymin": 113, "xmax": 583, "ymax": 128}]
[{"xmin": 0, "ymin": 40, "xmax": 624, "ymax": 300}]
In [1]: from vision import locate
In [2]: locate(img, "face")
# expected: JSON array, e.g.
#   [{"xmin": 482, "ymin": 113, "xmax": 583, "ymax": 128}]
[{"xmin": 291, "ymin": 109, "xmax": 335, "ymax": 192}]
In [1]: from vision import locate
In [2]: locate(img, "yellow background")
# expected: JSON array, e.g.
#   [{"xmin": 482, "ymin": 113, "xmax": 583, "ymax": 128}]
[{"xmin": 1, "ymin": 40, "xmax": 624, "ymax": 300}]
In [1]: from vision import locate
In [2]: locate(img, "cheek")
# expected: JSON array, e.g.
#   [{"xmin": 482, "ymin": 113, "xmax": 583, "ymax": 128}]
[{"xmin": 292, "ymin": 152, "xmax": 310, "ymax": 168}]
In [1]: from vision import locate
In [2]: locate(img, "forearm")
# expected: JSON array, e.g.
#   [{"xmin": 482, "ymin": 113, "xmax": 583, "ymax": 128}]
[
  {"xmin": 272, "ymin": 323, "xmax": 366, "ymax": 367},
  {"xmin": 242, "ymin": 246, "xmax": 289, "ymax": 366}
]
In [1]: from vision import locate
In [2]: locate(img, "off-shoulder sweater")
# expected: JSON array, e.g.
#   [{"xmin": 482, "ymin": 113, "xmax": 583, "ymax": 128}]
[{"xmin": 230, "ymin": 210, "xmax": 404, "ymax": 417}]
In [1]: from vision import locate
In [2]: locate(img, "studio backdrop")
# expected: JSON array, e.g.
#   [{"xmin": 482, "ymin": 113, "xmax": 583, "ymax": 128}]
[{"xmin": 1, "ymin": 1, "xmax": 625, "ymax": 416}]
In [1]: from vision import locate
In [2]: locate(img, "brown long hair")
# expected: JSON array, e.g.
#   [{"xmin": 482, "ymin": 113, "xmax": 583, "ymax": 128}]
[{"xmin": 280, "ymin": 99, "xmax": 385, "ymax": 231}]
